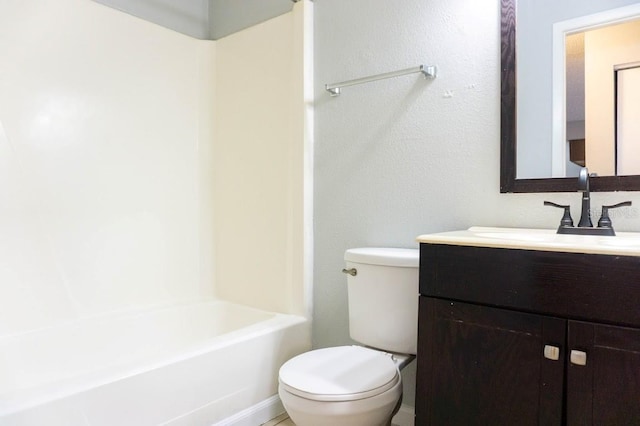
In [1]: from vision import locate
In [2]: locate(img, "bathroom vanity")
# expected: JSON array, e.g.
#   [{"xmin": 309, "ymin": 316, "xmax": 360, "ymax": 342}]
[{"xmin": 415, "ymin": 227, "xmax": 640, "ymax": 425}]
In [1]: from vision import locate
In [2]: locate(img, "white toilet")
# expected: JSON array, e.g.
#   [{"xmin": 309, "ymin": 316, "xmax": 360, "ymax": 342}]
[{"xmin": 278, "ymin": 247, "xmax": 419, "ymax": 426}]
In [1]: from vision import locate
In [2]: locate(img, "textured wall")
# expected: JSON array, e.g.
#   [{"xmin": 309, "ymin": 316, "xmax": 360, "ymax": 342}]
[{"xmin": 313, "ymin": 0, "xmax": 640, "ymax": 409}]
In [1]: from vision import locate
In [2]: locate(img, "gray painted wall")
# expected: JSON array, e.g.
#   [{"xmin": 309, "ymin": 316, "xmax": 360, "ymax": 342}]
[
  {"xmin": 92, "ymin": 0, "xmax": 293, "ymax": 39},
  {"xmin": 92, "ymin": 0, "xmax": 210, "ymax": 39},
  {"xmin": 313, "ymin": 0, "xmax": 640, "ymax": 408},
  {"xmin": 209, "ymin": 0, "xmax": 293, "ymax": 39}
]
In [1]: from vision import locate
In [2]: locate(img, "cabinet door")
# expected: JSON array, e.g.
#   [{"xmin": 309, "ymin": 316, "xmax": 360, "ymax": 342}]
[
  {"xmin": 416, "ymin": 297, "xmax": 565, "ymax": 426},
  {"xmin": 567, "ymin": 321, "xmax": 640, "ymax": 425}
]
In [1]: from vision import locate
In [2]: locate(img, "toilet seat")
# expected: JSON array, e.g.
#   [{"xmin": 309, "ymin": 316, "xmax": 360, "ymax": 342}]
[{"xmin": 278, "ymin": 346, "xmax": 399, "ymax": 402}]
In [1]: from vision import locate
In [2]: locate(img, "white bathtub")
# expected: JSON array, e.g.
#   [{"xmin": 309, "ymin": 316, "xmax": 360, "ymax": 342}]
[{"xmin": 0, "ymin": 301, "xmax": 310, "ymax": 425}]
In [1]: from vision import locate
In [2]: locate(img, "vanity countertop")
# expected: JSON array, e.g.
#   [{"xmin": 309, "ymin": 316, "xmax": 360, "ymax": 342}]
[{"xmin": 417, "ymin": 226, "xmax": 640, "ymax": 257}]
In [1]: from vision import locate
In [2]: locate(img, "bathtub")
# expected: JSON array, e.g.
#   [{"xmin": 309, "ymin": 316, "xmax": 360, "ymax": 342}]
[{"xmin": 0, "ymin": 301, "xmax": 310, "ymax": 425}]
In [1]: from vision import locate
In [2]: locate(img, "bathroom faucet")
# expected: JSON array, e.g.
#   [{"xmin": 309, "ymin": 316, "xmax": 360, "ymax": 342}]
[
  {"xmin": 544, "ymin": 167, "xmax": 632, "ymax": 236},
  {"xmin": 577, "ymin": 167, "xmax": 592, "ymax": 227}
]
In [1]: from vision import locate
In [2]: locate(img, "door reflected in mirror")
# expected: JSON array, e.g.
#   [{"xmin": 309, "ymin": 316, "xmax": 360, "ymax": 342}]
[
  {"xmin": 616, "ymin": 64, "xmax": 640, "ymax": 175},
  {"xmin": 565, "ymin": 19, "xmax": 640, "ymax": 178}
]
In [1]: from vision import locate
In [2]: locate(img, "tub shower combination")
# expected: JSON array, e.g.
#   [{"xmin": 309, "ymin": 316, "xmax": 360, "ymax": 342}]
[
  {"xmin": 0, "ymin": 0, "xmax": 313, "ymax": 422},
  {"xmin": 0, "ymin": 301, "xmax": 309, "ymax": 425}
]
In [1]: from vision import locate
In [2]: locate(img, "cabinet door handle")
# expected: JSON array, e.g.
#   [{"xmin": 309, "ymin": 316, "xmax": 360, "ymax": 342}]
[
  {"xmin": 544, "ymin": 345, "xmax": 560, "ymax": 360},
  {"xmin": 570, "ymin": 349, "xmax": 587, "ymax": 366}
]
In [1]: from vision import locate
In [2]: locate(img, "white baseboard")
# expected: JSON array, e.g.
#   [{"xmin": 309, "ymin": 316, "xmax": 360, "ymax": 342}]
[
  {"xmin": 392, "ymin": 404, "xmax": 415, "ymax": 426},
  {"xmin": 212, "ymin": 395, "xmax": 285, "ymax": 426}
]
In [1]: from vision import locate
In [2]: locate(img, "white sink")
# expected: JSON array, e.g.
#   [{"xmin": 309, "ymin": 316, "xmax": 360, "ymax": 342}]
[{"xmin": 416, "ymin": 226, "xmax": 640, "ymax": 256}]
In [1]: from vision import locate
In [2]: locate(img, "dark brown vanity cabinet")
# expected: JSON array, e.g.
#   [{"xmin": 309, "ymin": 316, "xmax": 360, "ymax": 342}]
[{"xmin": 415, "ymin": 243, "xmax": 640, "ymax": 426}]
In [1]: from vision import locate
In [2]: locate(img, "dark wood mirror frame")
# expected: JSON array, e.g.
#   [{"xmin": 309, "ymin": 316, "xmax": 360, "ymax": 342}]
[{"xmin": 500, "ymin": 0, "xmax": 640, "ymax": 193}]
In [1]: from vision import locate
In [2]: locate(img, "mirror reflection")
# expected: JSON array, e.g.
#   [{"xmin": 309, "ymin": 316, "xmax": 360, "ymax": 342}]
[
  {"xmin": 514, "ymin": 0, "xmax": 640, "ymax": 181},
  {"xmin": 565, "ymin": 19, "xmax": 640, "ymax": 178}
]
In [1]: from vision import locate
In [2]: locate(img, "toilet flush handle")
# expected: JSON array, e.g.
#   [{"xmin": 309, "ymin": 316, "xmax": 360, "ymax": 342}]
[{"xmin": 342, "ymin": 268, "xmax": 357, "ymax": 276}]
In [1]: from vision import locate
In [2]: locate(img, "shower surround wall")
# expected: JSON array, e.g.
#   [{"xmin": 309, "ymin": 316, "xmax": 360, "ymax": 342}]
[
  {"xmin": 0, "ymin": 0, "xmax": 310, "ymax": 348},
  {"xmin": 0, "ymin": 0, "xmax": 214, "ymax": 337},
  {"xmin": 214, "ymin": 7, "xmax": 313, "ymax": 317}
]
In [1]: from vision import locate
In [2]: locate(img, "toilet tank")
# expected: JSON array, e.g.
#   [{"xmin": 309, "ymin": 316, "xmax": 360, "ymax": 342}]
[{"xmin": 344, "ymin": 248, "xmax": 419, "ymax": 355}]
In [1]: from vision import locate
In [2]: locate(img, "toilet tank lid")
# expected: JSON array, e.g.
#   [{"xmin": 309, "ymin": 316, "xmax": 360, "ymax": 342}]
[{"xmin": 344, "ymin": 247, "xmax": 419, "ymax": 267}]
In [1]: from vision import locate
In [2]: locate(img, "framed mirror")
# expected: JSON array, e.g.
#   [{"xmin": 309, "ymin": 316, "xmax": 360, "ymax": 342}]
[{"xmin": 500, "ymin": 0, "xmax": 640, "ymax": 193}]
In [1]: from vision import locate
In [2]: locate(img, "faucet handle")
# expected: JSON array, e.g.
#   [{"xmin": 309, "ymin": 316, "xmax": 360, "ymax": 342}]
[
  {"xmin": 544, "ymin": 201, "xmax": 574, "ymax": 227},
  {"xmin": 598, "ymin": 201, "xmax": 632, "ymax": 229}
]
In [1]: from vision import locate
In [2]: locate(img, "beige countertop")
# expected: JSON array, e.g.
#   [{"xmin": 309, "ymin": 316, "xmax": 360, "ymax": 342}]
[{"xmin": 416, "ymin": 226, "xmax": 640, "ymax": 257}]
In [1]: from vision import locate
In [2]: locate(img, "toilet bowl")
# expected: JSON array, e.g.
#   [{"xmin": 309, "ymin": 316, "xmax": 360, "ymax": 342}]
[
  {"xmin": 278, "ymin": 346, "xmax": 404, "ymax": 426},
  {"xmin": 278, "ymin": 248, "xmax": 420, "ymax": 426}
]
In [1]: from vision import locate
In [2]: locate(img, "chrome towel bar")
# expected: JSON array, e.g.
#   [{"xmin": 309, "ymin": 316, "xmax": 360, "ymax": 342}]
[{"xmin": 325, "ymin": 64, "xmax": 437, "ymax": 97}]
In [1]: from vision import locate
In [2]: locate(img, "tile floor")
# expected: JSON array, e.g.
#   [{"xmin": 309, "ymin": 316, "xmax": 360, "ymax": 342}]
[
  {"xmin": 262, "ymin": 413, "xmax": 295, "ymax": 426},
  {"xmin": 263, "ymin": 413, "xmax": 402, "ymax": 426}
]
